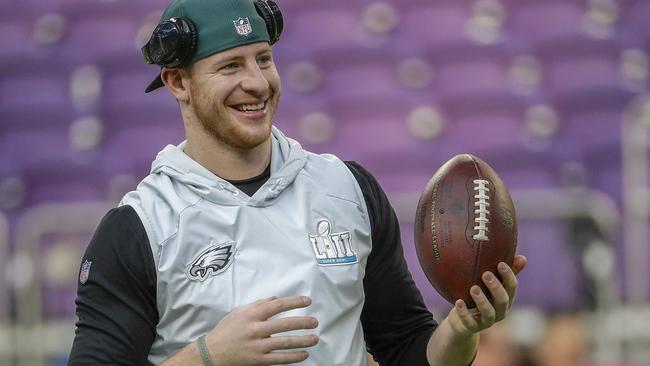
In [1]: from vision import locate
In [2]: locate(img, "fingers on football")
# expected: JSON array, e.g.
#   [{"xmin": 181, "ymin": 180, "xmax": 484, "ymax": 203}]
[
  {"xmin": 482, "ymin": 271, "xmax": 509, "ymax": 321},
  {"xmin": 498, "ymin": 262, "xmax": 519, "ymax": 307},
  {"xmin": 254, "ymin": 296, "xmax": 312, "ymax": 320},
  {"xmin": 470, "ymin": 285, "xmax": 496, "ymax": 326},
  {"xmin": 454, "ymin": 299, "xmax": 479, "ymax": 333},
  {"xmin": 512, "ymin": 255, "xmax": 528, "ymax": 275},
  {"xmin": 262, "ymin": 334, "xmax": 319, "ymax": 352},
  {"xmin": 257, "ymin": 316, "xmax": 319, "ymax": 336}
]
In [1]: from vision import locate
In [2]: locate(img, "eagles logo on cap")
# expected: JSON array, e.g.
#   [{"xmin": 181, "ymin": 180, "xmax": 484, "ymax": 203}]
[{"xmin": 233, "ymin": 17, "xmax": 252, "ymax": 36}]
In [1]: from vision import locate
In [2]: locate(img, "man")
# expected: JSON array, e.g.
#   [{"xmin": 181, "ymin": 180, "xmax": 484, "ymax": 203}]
[{"xmin": 69, "ymin": 0, "xmax": 527, "ymax": 365}]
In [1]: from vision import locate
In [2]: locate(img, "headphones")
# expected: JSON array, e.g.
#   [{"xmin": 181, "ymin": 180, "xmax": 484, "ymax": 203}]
[{"xmin": 142, "ymin": 0, "xmax": 283, "ymax": 68}]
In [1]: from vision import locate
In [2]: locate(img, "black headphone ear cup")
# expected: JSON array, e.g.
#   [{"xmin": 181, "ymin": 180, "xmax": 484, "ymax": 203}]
[
  {"xmin": 254, "ymin": 0, "xmax": 283, "ymax": 45},
  {"xmin": 143, "ymin": 17, "xmax": 198, "ymax": 68},
  {"xmin": 268, "ymin": 0, "xmax": 283, "ymax": 42},
  {"xmin": 177, "ymin": 18, "xmax": 198, "ymax": 66}
]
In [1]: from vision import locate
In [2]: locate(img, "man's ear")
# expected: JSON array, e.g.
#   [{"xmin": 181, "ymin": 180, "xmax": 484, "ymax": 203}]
[{"xmin": 161, "ymin": 67, "xmax": 191, "ymax": 103}]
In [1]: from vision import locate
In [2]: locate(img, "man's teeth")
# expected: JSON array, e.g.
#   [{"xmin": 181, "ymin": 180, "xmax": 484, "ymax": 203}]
[{"xmin": 236, "ymin": 102, "xmax": 265, "ymax": 112}]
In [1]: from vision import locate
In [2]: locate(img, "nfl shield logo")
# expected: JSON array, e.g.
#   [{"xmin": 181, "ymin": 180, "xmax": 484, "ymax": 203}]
[
  {"xmin": 79, "ymin": 260, "xmax": 92, "ymax": 285},
  {"xmin": 233, "ymin": 17, "xmax": 252, "ymax": 36}
]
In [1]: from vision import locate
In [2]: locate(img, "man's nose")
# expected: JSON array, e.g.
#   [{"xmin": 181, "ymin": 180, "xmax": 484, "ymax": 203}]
[{"xmin": 240, "ymin": 62, "xmax": 270, "ymax": 96}]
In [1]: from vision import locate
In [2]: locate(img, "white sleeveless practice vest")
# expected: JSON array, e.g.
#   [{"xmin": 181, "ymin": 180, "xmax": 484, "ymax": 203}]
[{"xmin": 120, "ymin": 127, "xmax": 373, "ymax": 365}]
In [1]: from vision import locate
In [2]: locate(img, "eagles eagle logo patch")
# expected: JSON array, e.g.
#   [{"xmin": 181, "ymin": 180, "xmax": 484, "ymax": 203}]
[{"xmin": 187, "ymin": 243, "xmax": 235, "ymax": 282}]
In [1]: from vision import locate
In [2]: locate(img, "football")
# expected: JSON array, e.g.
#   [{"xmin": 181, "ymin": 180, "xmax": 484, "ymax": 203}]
[{"xmin": 414, "ymin": 154, "xmax": 518, "ymax": 307}]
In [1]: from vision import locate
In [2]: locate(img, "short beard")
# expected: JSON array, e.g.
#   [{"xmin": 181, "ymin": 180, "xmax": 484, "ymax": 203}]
[{"xmin": 189, "ymin": 83, "xmax": 272, "ymax": 150}]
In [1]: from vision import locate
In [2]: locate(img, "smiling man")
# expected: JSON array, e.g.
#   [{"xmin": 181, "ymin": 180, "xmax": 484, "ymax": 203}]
[{"xmin": 68, "ymin": 1, "xmax": 526, "ymax": 365}]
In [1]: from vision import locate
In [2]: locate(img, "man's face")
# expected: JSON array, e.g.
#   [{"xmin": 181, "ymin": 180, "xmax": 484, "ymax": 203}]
[{"xmin": 186, "ymin": 42, "xmax": 281, "ymax": 150}]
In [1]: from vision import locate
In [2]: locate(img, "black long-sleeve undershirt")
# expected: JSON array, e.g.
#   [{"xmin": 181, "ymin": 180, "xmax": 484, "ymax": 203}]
[{"xmin": 68, "ymin": 161, "xmax": 436, "ymax": 366}]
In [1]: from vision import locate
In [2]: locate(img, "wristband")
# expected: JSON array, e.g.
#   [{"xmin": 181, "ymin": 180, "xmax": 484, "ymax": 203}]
[{"xmin": 197, "ymin": 335, "xmax": 214, "ymax": 366}]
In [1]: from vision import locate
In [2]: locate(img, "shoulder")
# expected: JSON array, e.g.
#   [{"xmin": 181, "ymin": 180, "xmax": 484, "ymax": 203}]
[
  {"xmin": 301, "ymin": 153, "xmax": 367, "ymax": 206},
  {"xmin": 87, "ymin": 205, "xmax": 150, "ymax": 258},
  {"xmin": 342, "ymin": 161, "xmax": 399, "ymax": 240},
  {"xmin": 120, "ymin": 173, "xmax": 201, "ymax": 248},
  {"xmin": 343, "ymin": 160, "xmax": 380, "ymax": 191},
  {"xmin": 83, "ymin": 205, "xmax": 155, "ymax": 284},
  {"xmin": 92, "ymin": 205, "xmax": 146, "ymax": 245},
  {"xmin": 343, "ymin": 160, "xmax": 386, "ymax": 214}
]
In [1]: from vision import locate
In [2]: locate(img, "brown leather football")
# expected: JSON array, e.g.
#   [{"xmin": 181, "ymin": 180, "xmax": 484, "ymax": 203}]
[{"xmin": 414, "ymin": 154, "xmax": 518, "ymax": 307}]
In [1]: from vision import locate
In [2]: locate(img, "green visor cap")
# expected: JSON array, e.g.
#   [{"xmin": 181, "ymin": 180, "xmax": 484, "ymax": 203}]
[{"xmin": 145, "ymin": 0, "xmax": 271, "ymax": 93}]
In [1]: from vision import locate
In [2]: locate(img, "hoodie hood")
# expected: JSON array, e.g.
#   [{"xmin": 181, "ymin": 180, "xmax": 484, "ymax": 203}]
[{"xmin": 150, "ymin": 126, "xmax": 306, "ymax": 207}]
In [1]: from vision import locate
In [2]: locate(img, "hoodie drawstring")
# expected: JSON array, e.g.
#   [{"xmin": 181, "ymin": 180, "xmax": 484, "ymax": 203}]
[
  {"xmin": 269, "ymin": 178, "xmax": 283, "ymax": 193},
  {"xmin": 218, "ymin": 182, "xmax": 240, "ymax": 196}
]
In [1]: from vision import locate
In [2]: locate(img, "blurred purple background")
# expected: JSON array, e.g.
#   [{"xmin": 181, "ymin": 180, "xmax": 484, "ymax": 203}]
[{"xmin": 1, "ymin": 0, "xmax": 650, "ymax": 365}]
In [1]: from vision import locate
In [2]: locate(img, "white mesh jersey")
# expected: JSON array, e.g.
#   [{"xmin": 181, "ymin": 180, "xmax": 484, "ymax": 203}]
[{"xmin": 120, "ymin": 127, "xmax": 373, "ymax": 365}]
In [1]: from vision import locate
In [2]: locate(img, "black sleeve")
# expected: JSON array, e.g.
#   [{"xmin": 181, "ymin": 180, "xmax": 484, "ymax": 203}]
[
  {"xmin": 68, "ymin": 205, "xmax": 159, "ymax": 366},
  {"xmin": 345, "ymin": 161, "xmax": 437, "ymax": 366}
]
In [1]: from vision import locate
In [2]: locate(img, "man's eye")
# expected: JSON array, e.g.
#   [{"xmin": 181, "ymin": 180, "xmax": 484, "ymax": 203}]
[
  {"xmin": 258, "ymin": 56, "xmax": 272, "ymax": 65},
  {"xmin": 222, "ymin": 63, "xmax": 238, "ymax": 70}
]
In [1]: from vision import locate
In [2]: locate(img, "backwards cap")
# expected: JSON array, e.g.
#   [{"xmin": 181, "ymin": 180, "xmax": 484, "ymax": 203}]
[{"xmin": 145, "ymin": 0, "xmax": 271, "ymax": 93}]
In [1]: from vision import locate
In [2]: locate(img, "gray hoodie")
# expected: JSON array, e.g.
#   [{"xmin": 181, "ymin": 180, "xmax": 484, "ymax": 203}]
[{"xmin": 120, "ymin": 126, "xmax": 372, "ymax": 365}]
